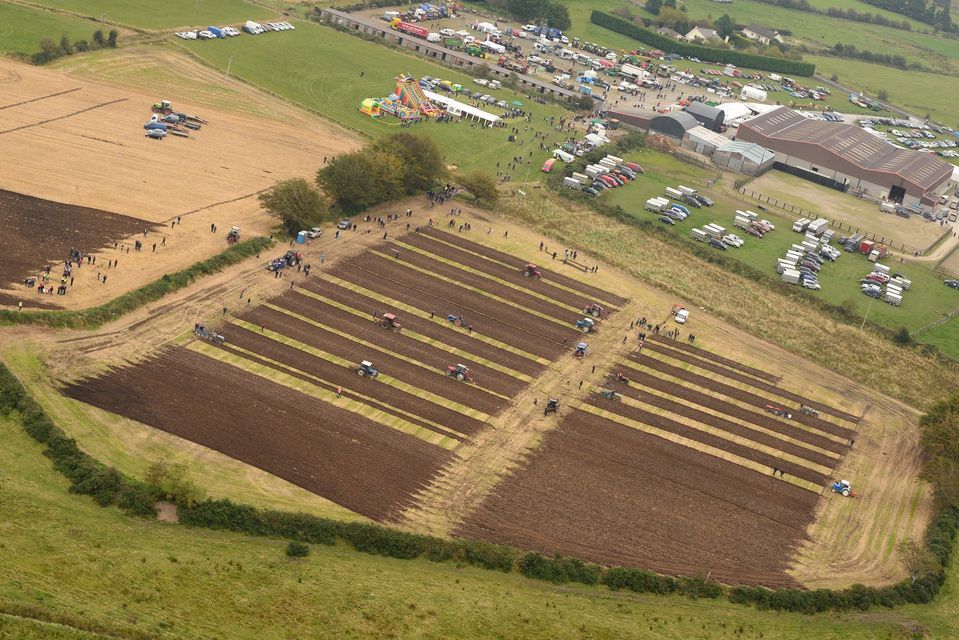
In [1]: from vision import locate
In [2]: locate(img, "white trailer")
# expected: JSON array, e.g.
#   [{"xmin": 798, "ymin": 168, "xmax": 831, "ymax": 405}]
[
  {"xmin": 890, "ymin": 276, "xmax": 911, "ymax": 290},
  {"xmin": 884, "ymin": 292, "xmax": 902, "ymax": 306},
  {"xmin": 744, "ymin": 210, "xmax": 759, "ymax": 220},
  {"xmin": 873, "ymin": 263, "xmax": 891, "ymax": 275},
  {"xmin": 677, "ymin": 185, "xmax": 697, "ymax": 196},
  {"xmin": 782, "ymin": 269, "xmax": 801, "ymax": 284},
  {"xmin": 740, "ymin": 85, "xmax": 768, "ymax": 102},
  {"xmin": 792, "ymin": 218, "xmax": 811, "ymax": 233},
  {"xmin": 645, "ymin": 197, "xmax": 668, "ymax": 212},
  {"xmin": 604, "ymin": 155, "xmax": 623, "ymax": 164},
  {"xmin": 801, "ymin": 240, "xmax": 819, "ymax": 253},
  {"xmin": 665, "ymin": 187, "xmax": 683, "ymax": 199},
  {"xmin": 563, "ymin": 177, "xmax": 581, "ymax": 190},
  {"xmin": 734, "ymin": 216, "xmax": 751, "ymax": 229},
  {"xmin": 690, "ymin": 228, "xmax": 708, "ymax": 242},
  {"xmin": 807, "ymin": 218, "xmax": 830, "ymax": 236},
  {"xmin": 572, "ymin": 172, "xmax": 590, "ymax": 183},
  {"xmin": 879, "ymin": 201, "xmax": 895, "ymax": 213},
  {"xmin": 785, "ymin": 250, "xmax": 803, "ymax": 263},
  {"xmin": 776, "ymin": 259, "xmax": 797, "ymax": 274},
  {"xmin": 619, "ymin": 64, "xmax": 648, "ymax": 81},
  {"xmin": 703, "ymin": 224, "xmax": 726, "ymax": 238}
]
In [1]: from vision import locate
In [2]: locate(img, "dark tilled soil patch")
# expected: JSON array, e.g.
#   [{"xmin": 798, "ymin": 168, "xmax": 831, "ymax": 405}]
[
  {"xmin": 62, "ymin": 347, "xmax": 449, "ymax": 521},
  {"xmin": 628, "ymin": 352, "xmax": 857, "ymax": 440},
  {"xmin": 0, "ymin": 189, "xmax": 155, "ymax": 307},
  {"xmin": 647, "ymin": 334, "xmax": 780, "ymax": 383},
  {"xmin": 221, "ymin": 324, "xmax": 482, "ymax": 438},
  {"xmin": 419, "ymin": 228, "xmax": 629, "ymax": 306},
  {"xmin": 457, "ymin": 408, "xmax": 816, "ymax": 587},
  {"xmin": 241, "ymin": 305, "xmax": 505, "ymax": 416},
  {"xmin": 623, "ymin": 370, "xmax": 847, "ymax": 454},
  {"xmin": 401, "ymin": 233, "xmax": 598, "ymax": 311},
  {"xmin": 276, "ymin": 291, "xmax": 525, "ymax": 397},
  {"xmin": 329, "ymin": 258, "xmax": 570, "ymax": 359},
  {"xmin": 300, "ymin": 279, "xmax": 543, "ymax": 377}
]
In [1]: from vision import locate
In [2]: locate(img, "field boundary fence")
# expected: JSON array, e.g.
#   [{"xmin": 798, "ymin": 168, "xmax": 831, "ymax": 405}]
[{"xmin": 738, "ymin": 188, "xmax": 926, "ymax": 256}]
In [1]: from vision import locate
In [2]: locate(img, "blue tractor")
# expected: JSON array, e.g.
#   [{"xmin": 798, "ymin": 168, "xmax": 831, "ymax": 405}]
[
  {"xmin": 357, "ymin": 360, "xmax": 379, "ymax": 379},
  {"xmin": 575, "ymin": 317, "xmax": 597, "ymax": 333},
  {"xmin": 574, "ymin": 342, "xmax": 588, "ymax": 358},
  {"xmin": 831, "ymin": 480, "xmax": 854, "ymax": 497}
]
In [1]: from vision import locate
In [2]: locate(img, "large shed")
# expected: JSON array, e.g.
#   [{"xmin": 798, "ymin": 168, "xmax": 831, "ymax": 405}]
[
  {"xmin": 738, "ymin": 107, "xmax": 953, "ymax": 206},
  {"xmin": 648, "ymin": 112, "xmax": 699, "ymax": 139},
  {"xmin": 682, "ymin": 126, "xmax": 730, "ymax": 156},
  {"xmin": 713, "ymin": 140, "xmax": 776, "ymax": 176},
  {"xmin": 684, "ymin": 101, "xmax": 725, "ymax": 132}
]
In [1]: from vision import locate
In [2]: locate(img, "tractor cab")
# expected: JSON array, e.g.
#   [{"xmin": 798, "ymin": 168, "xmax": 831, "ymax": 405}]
[
  {"xmin": 599, "ymin": 389, "xmax": 621, "ymax": 401},
  {"xmin": 447, "ymin": 314, "xmax": 465, "ymax": 327},
  {"xmin": 574, "ymin": 342, "xmax": 588, "ymax": 358},
  {"xmin": 357, "ymin": 360, "xmax": 379, "ymax": 379},
  {"xmin": 447, "ymin": 363, "xmax": 474, "ymax": 383},
  {"xmin": 381, "ymin": 313, "xmax": 402, "ymax": 332},
  {"xmin": 152, "ymin": 99, "xmax": 173, "ymax": 114},
  {"xmin": 522, "ymin": 263, "xmax": 542, "ymax": 278},
  {"xmin": 575, "ymin": 317, "xmax": 597, "ymax": 333},
  {"xmin": 227, "ymin": 226, "xmax": 240, "ymax": 244},
  {"xmin": 584, "ymin": 303, "xmax": 603, "ymax": 317},
  {"xmin": 831, "ymin": 479, "xmax": 853, "ymax": 497},
  {"xmin": 544, "ymin": 398, "xmax": 559, "ymax": 415}
]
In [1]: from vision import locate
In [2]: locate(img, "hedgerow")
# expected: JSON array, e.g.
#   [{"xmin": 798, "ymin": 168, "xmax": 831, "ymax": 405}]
[{"xmin": 590, "ymin": 11, "xmax": 816, "ymax": 76}]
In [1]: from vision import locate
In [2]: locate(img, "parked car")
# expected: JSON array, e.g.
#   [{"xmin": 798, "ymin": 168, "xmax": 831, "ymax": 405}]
[
  {"xmin": 337, "ymin": 219, "xmax": 352, "ymax": 230},
  {"xmin": 945, "ymin": 279, "xmax": 959, "ymax": 289},
  {"xmin": 658, "ymin": 215, "xmax": 675, "ymax": 225},
  {"xmin": 583, "ymin": 187, "xmax": 599, "ymax": 197},
  {"xmin": 708, "ymin": 238, "xmax": 727, "ymax": 250},
  {"xmin": 197, "ymin": 30, "xmax": 216, "ymax": 39},
  {"xmin": 694, "ymin": 195, "xmax": 713, "ymax": 206},
  {"xmin": 307, "ymin": 227, "xmax": 323, "ymax": 239},
  {"xmin": 802, "ymin": 279, "xmax": 821, "ymax": 290}
]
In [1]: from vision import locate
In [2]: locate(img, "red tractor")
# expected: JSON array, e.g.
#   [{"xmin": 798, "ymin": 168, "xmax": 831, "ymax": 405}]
[
  {"xmin": 765, "ymin": 404, "xmax": 792, "ymax": 419},
  {"xmin": 584, "ymin": 303, "xmax": 603, "ymax": 317},
  {"xmin": 446, "ymin": 363, "xmax": 475, "ymax": 383},
  {"xmin": 522, "ymin": 263, "xmax": 542, "ymax": 278},
  {"xmin": 380, "ymin": 312, "xmax": 401, "ymax": 332}
]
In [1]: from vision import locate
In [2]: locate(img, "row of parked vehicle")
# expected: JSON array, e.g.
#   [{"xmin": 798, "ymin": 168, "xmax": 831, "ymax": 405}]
[
  {"xmin": 175, "ymin": 20, "xmax": 294, "ymax": 40},
  {"xmin": 860, "ymin": 263, "xmax": 909, "ymax": 306},
  {"xmin": 561, "ymin": 155, "xmax": 643, "ymax": 197}
]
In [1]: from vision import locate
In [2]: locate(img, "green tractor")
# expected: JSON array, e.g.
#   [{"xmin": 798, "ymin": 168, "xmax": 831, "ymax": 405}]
[{"xmin": 152, "ymin": 99, "xmax": 173, "ymax": 115}]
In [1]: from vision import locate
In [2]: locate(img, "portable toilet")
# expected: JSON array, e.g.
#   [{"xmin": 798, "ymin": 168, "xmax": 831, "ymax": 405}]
[{"xmin": 296, "ymin": 230, "xmax": 307, "ymax": 244}]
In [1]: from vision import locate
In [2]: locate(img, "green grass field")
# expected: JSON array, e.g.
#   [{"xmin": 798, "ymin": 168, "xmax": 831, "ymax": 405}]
[
  {"xmin": 598, "ymin": 150, "xmax": 959, "ymax": 334},
  {"xmin": 21, "ymin": 0, "xmax": 275, "ymax": 31},
  {"xmin": 180, "ymin": 19, "xmax": 572, "ymax": 175},
  {"xmin": 2, "ymin": 407, "xmax": 957, "ymax": 639},
  {"xmin": 0, "ymin": 3, "xmax": 100, "ymax": 55}
]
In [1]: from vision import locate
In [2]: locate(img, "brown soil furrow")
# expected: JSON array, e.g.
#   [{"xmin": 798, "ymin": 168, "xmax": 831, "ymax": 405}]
[
  {"xmin": 628, "ymin": 352, "xmax": 857, "ymax": 440},
  {"xmin": 401, "ymin": 233, "xmax": 598, "ymax": 311},
  {"xmin": 329, "ymin": 258, "xmax": 571, "ymax": 358},
  {"xmin": 622, "ymin": 370, "xmax": 847, "ymax": 454},
  {"xmin": 586, "ymin": 397, "xmax": 828, "ymax": 485},
  {"xmin": 62, "ymin": 347, "xmax": 449, "ymax": 521},
  {"xmin": 382, "ymin": 240, "xmax": 583, "ymax": 323},
  {"xmin": 611, "ymin": 386, "xmax": 839, "ymax": 469},
  {"xmin": 647, "ymin": 334, "xmax": 780, "ymax": 382},
  {"xmin": 643, "ymin": 341, "xmax": 859, "ymax": 424},
  {"xmin": 456, "ymin": 408, "xmax": 815, "ymax": 587},
  {"xmin": 275, "ymin": 291, "xmax": 525, "ymax": 397},
  {"xmin": 241, "ymin": 305, "xmax": 505, "ymax": 415},
  {"xmin": 299, "ymin": 278, "xmax": 543, "ymax": 376},
  {"xmin": 221, "ymin": 325, "xmax": 481, "ymax": 437},
  {"xmin": 420, "ymin": 227, "xmax": 629, "ymax": 306}
]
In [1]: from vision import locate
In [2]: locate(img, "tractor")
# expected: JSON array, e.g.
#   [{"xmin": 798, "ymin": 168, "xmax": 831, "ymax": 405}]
[
  {"xmin": 227, "ymin": 226, "xmax": 240, "ymax": 244},
  {"xmin": 446, "ymin": 363, "xmax": 474, "ymax": 383},
  {"xmin": 152, "ymin": 99, "xmax": 174, "ymax": 115},
  {"xmin": 522, "ymin": 263, "xmax": 542, "ymax": 278},
  {"xmin": 575, "ymin": 317, "xmax": 597, "ymax": 333},
  {"xmin": 800, "ymin": 405, "xmax": 820, "ymax": 418},
  {"xmin": 544, "ymin": 398, "xmax": 559, "ymax": 416},
  {"xmin": 447, "ymin": 314, "xmax": 466, "ymax": 327},
  {"xmin": 605, "ymin": 371, "xmax": 629, "ymax": 385},
  {"xmin": 599, "ymin": 389, "xmax": 621, "ymax": 401},
  {"xmin": 380, "ymin": 312, "xmax": 402, "ymax": 332},
  {"xmin": 574, "ymin": 342, "xmax": 588, "ymax": 358},
  {"xmin": 584, "ymin": 303, "xmax": 603, "ymax": 317},
  {"xmin": 831, "ymin": 479, "xmax": 854, "ymax": 497},
  {"xmin": 357, "ymin": 360, "xmax": 379, "ymax": 379},
  {"xmin": 765, "ymin": 404, "xmax": 792, "ymax": 419}
]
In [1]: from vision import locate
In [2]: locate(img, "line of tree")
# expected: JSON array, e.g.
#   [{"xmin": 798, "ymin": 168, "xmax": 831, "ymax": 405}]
[
  {"xmin": 829, "ymin": 42, "xmax": 920, "ymax": 69},
  {"xmin": 750, "ymin": 0, "xmax": 914, "ymax": 31},
  {"xmin": 32, "ymin": 29, "xmax": 118, "ymax": 65},
  {"xmin": 859, "ymin": 0, "xmax": 954, "ymax": 30}
]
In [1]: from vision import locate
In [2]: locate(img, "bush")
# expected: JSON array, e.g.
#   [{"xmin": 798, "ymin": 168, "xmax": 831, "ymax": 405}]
[
  {"xmin": 518, "ymin": 553, "xmax": 602, "ymax": 584},
  {"xmin": 258, "ymin": 178, "xmax": 332, "ymax": 235},
  {"xmin": 591, "ymin": 11, "xmax": 816, "ymax": 76},
  {"xmin": 286, "ymin": 541, "xmax": 310, "ymax": 557},
  {"xmin": 457, "ymin": 171, "xmax": 499, "ymax": 205}
]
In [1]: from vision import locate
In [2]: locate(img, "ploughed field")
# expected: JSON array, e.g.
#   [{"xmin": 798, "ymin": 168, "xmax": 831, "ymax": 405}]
[
  {"xmin": 456, "ymin": 334, "xmax": 860, "ymax": 587},
  {"xmin": 65, "ymin": 230, "xmax": 620, "ymax": 521},
  {"xmin": 0, "ymin": 189, "xmax": 155, "ymax": 307},
  {"xmin": 63, "ymin": 229, "xmax": 859, "ymax": 585}
]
